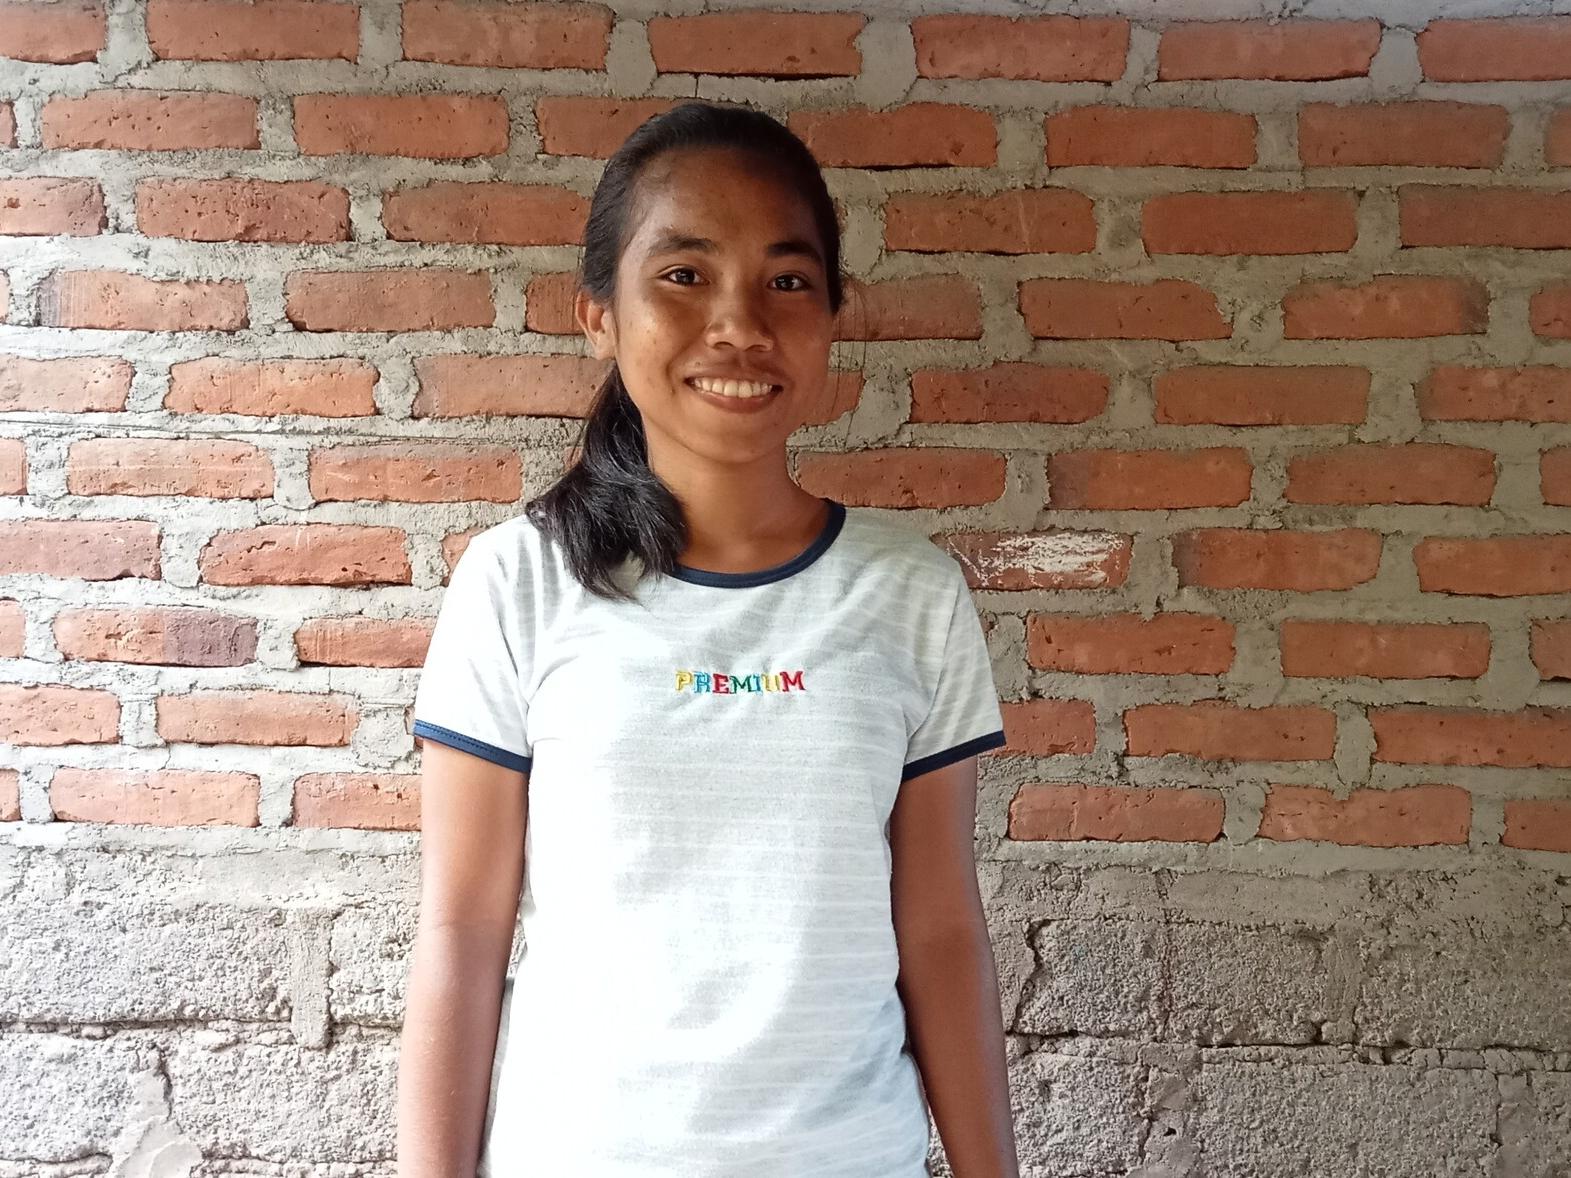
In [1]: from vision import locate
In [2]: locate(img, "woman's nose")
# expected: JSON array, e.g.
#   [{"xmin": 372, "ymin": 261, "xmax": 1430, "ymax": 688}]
[{"xmin": 704, "ymin": 291, "xmax": 775, "ymax": 350}]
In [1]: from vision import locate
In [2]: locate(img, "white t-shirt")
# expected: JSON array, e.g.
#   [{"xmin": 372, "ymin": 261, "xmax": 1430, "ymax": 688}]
[{"xmin": 411, "ymin": 497, "xmax": 1007, "ymax": 1177}]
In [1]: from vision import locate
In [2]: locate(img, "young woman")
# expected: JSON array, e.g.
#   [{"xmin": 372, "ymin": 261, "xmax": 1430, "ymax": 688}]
[{"xmin": 396, "ymin": 100, "xmax": 1020, "ymax": 1177}]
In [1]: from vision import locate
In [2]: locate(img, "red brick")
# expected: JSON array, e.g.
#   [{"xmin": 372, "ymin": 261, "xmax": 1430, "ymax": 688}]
[
  {"xmin": 910, "ymin": 364, "xmax": 1107, "ymax": 425},
  {"xmin": 403, "ymin": 0, "xmax": 609, "ymax": 69},
  {"xmin": 0, "ymin": 102, "xmax": 13, "ymax": 147},
  {"xmin": 1144, "ymin": 191, "xmax": 1358, "ymax": 255},
  {"xmin": 39, "ymin": 271, "xmax": 248, "ymax": 331},
  {"xmin": 999, "ymin": 698, "xmax": 1097, "ymax": 756},
  {"xmin": 1158, "ymin": 19, "xmax": 1380, "ymax": 80},
  {"xmin": 802, "ymin": 371, "xmax": 863, "ymax": 429},
  {"xmin": 413, "ymin": 353, "xmax": 603, "ymax": 418},
  {"xmin": 1300, "ymin": 102, "xmax": 1509, "ymax": 168},
  {"xmin": 66, "ymin": 438, "xmax": 271, "ymax": 498},
  {"xmin": 1281, "ymin": 620, "xmax": 1490, "ymax": 679},
  {"xmin": 309, "ymin": 444, "xmax": 520, "ymax": 504},
  {"xmin": 292, "ymin": 772, "xmax": 419, "ymax": 830},
  {"xmin": 795, "ymin": 448, "xmax": 1005, "ymax": 508},
  {"xmin": 1173, "ymin": 528, "xmax": 1381, "ymax": 591},
  {"xmin": 0, "ymin": 520, "xmax": 159, "ymax": 579},
  {"xmin": 1418, "ymin": 17, "xmax": 1571, "ymax": 82},
  {"xmin": 55, "ymin": 606, "xmax": 258, "ymax": 666},
  {"xmin": 1283, "ymin": 275, "xmax": 1487, "ymax": 339},
  {"xmin": 884, "ymin": 189, "xmax": 1095, "ymax": 255},
  {"xmin": 1021, "ymin": 278, "xmax": 1230, "ymax": 340},
  {"xmin": 1046, "ymin": 106, "xmax": 1256, "ymax": 168},
  {"xmin": 523, "ymin": 271, "xmax": 580, "ymax": 334},
  {"xmin": 438, "ymin": 530, "xmax": 481, "ymax": 580},
  {"xmin": 1400, "ymin": 187, "xmax": 1571, "ymax": 249},
  {"xmin": 0, "ymin": 0, "xmax": 103, "ymax": 63},
  {"xmin": 1286, "ymin": 442, "xmax": 1495, "ymax": 505},
  {"xmin": 913, "ymin": 14, "xmax": 1128, "ymax": 81},
  {"xmin": 147, "ymin": 0, "xmax": 359, "ymax": 61},
  {"xmin": 0, "ymin": 355, "xmax": 130, "ymax": 412},
  {"xmin": 837, "ymin": 275, "xmax": 982, "ymax": 341},
  {"xmin": 1027, "ymin": 612, "xmax": 1234, "ymax": 675},
  {"xmin": 1502, "ymin": 799, "xmax": 1571, "ymax": 853},
  {"xmin": 939, "ymin": 530, "xmax": 1131, "ymax": 592},
  {"xmin": 0, "ymin": 768, "xmax": 16, "ymax": 821},
  {"xmin": 1531, "ymin": 286, "xmax": 1571, "ymax": 338},
  {"xmin": 42, "ymin": 91, "xmax": 259, "ymax": 150},
  {"xmin": 294, "ymin": 94, "xmax": 508, "ymax": 159},
  {"xmin": 1156, "ymin": 365, "xmax": 1368, "ymax": 426},
  {"xmin": 158, "ymin": 690, "xmax": 355, "ymax": 746},
  {"xmin": 0, "ymin": 684, "xmax": 119, "ymax": 745},
  {"xmin": 1541, "ymin": 447, "xmax": 1571, "ymax": 505},
  {"xmin": 1009, "ymin": 783, "xmax": 1222, "ymax": 843},
  {"xmin": 0, "ymin": 438, "xmax": 23, "ymax": 493},
  {"xmin": 788, "ymin": 104, "xmax": 996, "ymax": 168},
  {"xmin": 1125, "ymin": 701, "xmax": 1337, "ymax": 762},
  {"xmin": 534, "ymin": 96, "xmax": 680, "ymax": 158},
  {"xmin": 0, "ymin": 178, "xmax": 103, "ymax": 236},
  {"xmin": 166, "ymin": 357, "xmax": 377, "ymax": 417},
  {"xmin": 296, "ymin": 617, "xmax": 432, "ymax": 668},
  {"xmin": 1371, "ymin": 706, "xmax": 1571, "ymax": 767},
  {"xmin": 1048, "ymin": 447, "xmax": 1251, "ymax": 509},
  {"xmin": 285, "ymin": 269, "xmax": 493, "ymax": 332},
  {"xmin": 383, "ymin": 182, "xmax": 585, "ymax": 245},
  {"xmin": 1531, "ymin": 620, "xmax": 1571, "ymax": 680},
  {"xmin": 136, "ymin": 179, "xmax": 347, "ymax": 243},
  {"xmin": 0, "ymin": 599, "xmax": 22, "ymax": 657},
  {"xmin": 1414, "ymin": 536, "xmax": 1571, "ymax": 597},
  {"xmin": 1258, "ymin": 784, "xmax": 1469, "ymax": 847},
  {"xmin": 1418, "ymin": 366, "xmax": 1571, "ymax": 422},
  {"xmin": 647, "ymin": 12, "xmax": 862, "ymax": 77},
  {"xmin": 200, "ymin": 525, "xmax": 410, "ymax": 587},
  {"xmin": 1549, "ymin": 109, "xmax": 1571, "ymax": 167},
  {"xmin": 50, "ymin": 768, "xmax": 259, "ymax": 825}
]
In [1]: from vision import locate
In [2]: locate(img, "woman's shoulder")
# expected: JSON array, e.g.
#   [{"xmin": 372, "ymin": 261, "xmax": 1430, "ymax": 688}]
[
  {"xmin": 450, "ymin": 508, "xmax": 558, "ymax": 586},
  {"xmin": 837, "ymin": 505, "xmax": 971, "ymax": 593}
]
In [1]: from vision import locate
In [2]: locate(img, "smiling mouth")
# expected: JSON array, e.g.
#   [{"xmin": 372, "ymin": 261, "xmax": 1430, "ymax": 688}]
[{"xmin": 685, "ymin": 376, "xmax": 782, "ymax": 400}]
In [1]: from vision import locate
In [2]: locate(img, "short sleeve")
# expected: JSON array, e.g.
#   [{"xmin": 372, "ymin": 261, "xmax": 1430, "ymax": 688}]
[
  {"xmin": 411, "ymin": 534, "xmax": 533, "ymax": 775},
  {"xmin": 901, "ymin": 570, "xmax": 1008, "ymax": 782}
]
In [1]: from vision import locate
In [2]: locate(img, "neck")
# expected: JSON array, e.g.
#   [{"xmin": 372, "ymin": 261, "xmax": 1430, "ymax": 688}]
[{"xmin": 645, "ymin": 439, "xmax": 825, "ymax": 571}]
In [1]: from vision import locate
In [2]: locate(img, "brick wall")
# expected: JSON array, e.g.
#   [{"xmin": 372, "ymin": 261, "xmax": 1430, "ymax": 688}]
[{"xmin": 2, "ymin": 1, "xmax": 1569, "ymax": 1173}]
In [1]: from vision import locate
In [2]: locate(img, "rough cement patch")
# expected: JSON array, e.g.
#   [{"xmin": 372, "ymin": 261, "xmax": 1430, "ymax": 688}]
[
  {"xmin": 0, "ymin": 1034, "xmax": 145, "ymax": 1161},
  {"xmin": 1009, "ymin": 1049, "xmax": 1146, "ymax": 1177},
  {"xmin": 1357, "ymin": 930, "xmax": 1571, "ymax": 1051},
  {"xmin": 1182, "ymin": 1061, "xmax": 1497, "ymax": 1176},
  {"xmin": 164, "ymin": 1039, "xmax": 396, "ymax": 1162},
  {"xmin": 0, "ymin": 902, "xmax": 292, "ymax": 1025}
]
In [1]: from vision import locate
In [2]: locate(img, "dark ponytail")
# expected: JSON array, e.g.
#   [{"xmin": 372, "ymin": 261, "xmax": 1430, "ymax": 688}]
[{"xmin": 523, "ymin": 100, "xmax": 847, "ymax": 602}]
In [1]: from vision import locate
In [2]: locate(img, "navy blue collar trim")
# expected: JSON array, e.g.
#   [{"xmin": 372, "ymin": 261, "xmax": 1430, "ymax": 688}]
[{"xmin": 669, "ymin": 499, "xmax": 846, "ymax": 589}]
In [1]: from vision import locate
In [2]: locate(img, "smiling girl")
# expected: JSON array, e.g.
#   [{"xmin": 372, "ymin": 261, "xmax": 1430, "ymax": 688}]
[{"xmin": 396, "ymin": 101, "xmax": 1020, "ymax": 1177}]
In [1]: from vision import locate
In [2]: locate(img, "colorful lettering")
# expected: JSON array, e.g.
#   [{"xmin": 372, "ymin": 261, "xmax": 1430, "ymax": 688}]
[{"xmin": 673, "ymin": 669, "xmax": 807, "ymax": 693}]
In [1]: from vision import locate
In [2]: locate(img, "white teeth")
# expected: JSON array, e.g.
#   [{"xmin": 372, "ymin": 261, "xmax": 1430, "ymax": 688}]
[{"xmin": 689, "ymin": 377, "xmax": 777, "ymax": 399}]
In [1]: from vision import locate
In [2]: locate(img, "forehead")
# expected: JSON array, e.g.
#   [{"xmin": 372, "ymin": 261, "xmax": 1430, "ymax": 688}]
[{"xmin": 623, "ymin": 148, "xmax": 825, "ymax": 264}]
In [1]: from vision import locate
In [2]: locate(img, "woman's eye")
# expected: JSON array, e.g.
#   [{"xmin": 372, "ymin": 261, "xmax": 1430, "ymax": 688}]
[
  {"xmin": 665, "ymin": 268, "xmax": 699, "ymax": 285},
  {"xmin": 775, "ymin": 274, "xmax": 810, "ymax": 291}
]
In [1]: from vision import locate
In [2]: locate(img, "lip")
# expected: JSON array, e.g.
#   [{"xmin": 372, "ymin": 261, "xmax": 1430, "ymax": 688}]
[{"xmin": 683, "ymin": 375, "xmax": 783, "ymax": 415}]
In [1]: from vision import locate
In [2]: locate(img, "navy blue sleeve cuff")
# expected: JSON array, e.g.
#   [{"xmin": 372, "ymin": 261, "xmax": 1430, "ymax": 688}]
[
  {"xmin": 900, "ymin": 729, "xmax": 1008, "ymax": 782},
  {"xmin": 413, "ymin": 720, "xmax": 532, "ymax": 774}
]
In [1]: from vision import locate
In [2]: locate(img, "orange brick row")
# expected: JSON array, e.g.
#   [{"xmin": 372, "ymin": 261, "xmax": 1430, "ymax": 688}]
[
  {"xmin": 10, "ymin": 93, "xmax": 1571, "ymax": 167},
  {"xmin": 7, "ymin": 6, "xmax": 1571, "ymax": 84}
]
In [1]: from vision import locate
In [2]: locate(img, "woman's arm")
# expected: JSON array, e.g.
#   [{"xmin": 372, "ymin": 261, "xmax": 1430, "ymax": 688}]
[
  {"xmin": 889, "ymin": 755, "xmax": 1020, "ymax": 1178},
  {"xmin": 396, "ymin": 740, "xmax": 529, "ymax": 1178}
]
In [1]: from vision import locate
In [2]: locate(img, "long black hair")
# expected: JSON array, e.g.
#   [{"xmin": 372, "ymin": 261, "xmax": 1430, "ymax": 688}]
[{"xmin": 523, "ymin": 100, "xmax": 849, "ymax": 602}]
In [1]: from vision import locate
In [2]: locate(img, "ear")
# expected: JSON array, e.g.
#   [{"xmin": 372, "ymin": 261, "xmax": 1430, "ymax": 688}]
[{"xmin": 575, "ymin": 289, "xmax": 617, "ymax": 361}]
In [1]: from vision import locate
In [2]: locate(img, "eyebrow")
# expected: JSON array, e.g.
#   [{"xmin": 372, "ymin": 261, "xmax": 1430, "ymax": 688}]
[{"xmin": 646, "ymin": 230, "xmax": 824, "ymax": 267}]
